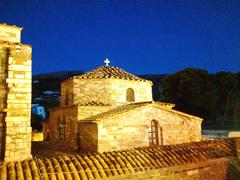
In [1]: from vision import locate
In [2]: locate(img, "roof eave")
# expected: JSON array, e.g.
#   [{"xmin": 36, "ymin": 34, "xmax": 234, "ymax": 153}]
[{"xmin": 151, "ymin": 104, "xmax": 203, "ymax": 121}]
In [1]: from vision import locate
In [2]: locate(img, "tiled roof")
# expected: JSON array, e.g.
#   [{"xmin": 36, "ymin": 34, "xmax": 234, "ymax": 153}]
[
  {"xmin": 73, "ymin": 66, "xmax": 151, "ymax": 83},
  {"xmin": 0, "ymin": 139, "xmax": 237, "ymax": 179},
  {"xmin": 152, "ymin": 102, "xmax": 202, "ymax": 120},
  {"xmin": 49, "ymin": 101, "xmax": 111, "ymax": 111},
  {"xmin": 82, "ymin": 101, "xmax": 191, "ymax": 121},
  {"xmin": 77, "ymin": 101, "xmax": 111, "ymax": 106},
  {"xmin": 83, "ymin": 102, "xmax": 152, "ymax": 121},
  {"xmin": 78, "ymin": 101, "xmax": 172, "ymax": 107}
]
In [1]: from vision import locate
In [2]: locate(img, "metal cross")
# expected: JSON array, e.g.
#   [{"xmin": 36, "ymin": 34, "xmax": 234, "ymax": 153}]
[{"xmin": 104, "ymin": 58, "xmax": 110, "ymax": 66}]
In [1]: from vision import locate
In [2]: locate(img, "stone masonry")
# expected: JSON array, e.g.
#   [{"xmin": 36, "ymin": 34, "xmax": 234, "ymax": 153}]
[
  {"xmin": 0, "ymin": 24, "xmax": 32, "ymax": 161},
  {"xmin": 79, "ymin": 102, "xmax": 202, "ymax": 152},
  {"xmin": 60, "ymin": 78, "xmax": 153, "ymax": 106}
]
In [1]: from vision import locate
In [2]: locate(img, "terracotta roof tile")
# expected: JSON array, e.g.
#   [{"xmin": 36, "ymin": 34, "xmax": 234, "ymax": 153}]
[
  {"xmin": 49, "ymin": 101, "xmax": 111, "ymax": 111},
  {"xmin": 82, "ymin": 102, "xmax": 152, "ymax": 121},
  {"xmin": 74, "ymin": 66, "xmax": 151, "ymax": 83},
  {"xmin": 0, "ymin": 139, "xmax": 238, "ymax": 179},
  {"xmin": 78, "ymin": 101, "xmax": 111, "ymax": 106},
  {"xmin": 81, "ymin": 101, "xmax": 186, "ymax": 121}
]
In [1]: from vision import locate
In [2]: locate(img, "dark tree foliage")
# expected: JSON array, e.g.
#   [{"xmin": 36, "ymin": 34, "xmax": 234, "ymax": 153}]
[
  {"xmin": 160, "ymin": 68, "xmax": 240, "ymax": 129},
  {"xmin": 39, "ymin": 96, "xmax": 60, "ymax": 110}
]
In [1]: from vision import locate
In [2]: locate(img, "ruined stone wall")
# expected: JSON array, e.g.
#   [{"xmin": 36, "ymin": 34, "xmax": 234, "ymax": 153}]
[
  {"xmin": 47, "ymin": 106, "xmax": 78, "ymax": 150},
  {"xmin": 0, "ymin": 44, "xmax": 8, "ymax": 159},
  {"xmin": 96, "ymin": 105, "xmax": 201, "ymax": 152},
  {"xmin": 78, "ymin": 122, "xmax": 98, "ymax": 152},
  {"xmin": 0, "ymin": 24, "xmax": 32, "ymax": 161},
  {"xmin": 72, "ymin": 78, "xmax": 152, "ymax": 105},
  {"xmin": 0, "ymin": 24, "xmax": 21, "ymax": 43},
  {"xmin": 60, "ymin": 79, "xmax": 74, "ymax": 106}
]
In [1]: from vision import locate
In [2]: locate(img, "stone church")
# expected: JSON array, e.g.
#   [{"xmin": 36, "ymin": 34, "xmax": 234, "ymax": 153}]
[{"xmin": 45, "ymin": 61, "xmax": 202, "ymax": 152}]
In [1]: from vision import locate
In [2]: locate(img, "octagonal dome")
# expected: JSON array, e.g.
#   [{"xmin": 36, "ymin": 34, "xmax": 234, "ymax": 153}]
[{"xmin": 73, "ymin": 65, "xmax": 151, "ymax": 83}]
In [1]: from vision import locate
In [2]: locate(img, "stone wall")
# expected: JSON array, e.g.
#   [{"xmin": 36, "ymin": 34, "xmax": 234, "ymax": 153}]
[
  {"xmin": 0, "ymin": 24, "xmax": 32, "ymax": 161},
  {"xmin": 46, "ymin": 106, "xmax": 78, "ymax": 150},
  {"xmin": 96, "ymin": 105, "xmax": 201, "ymax": 152},
  {"xmin": 147, "ymin": 105, "xmax": 202, "ymax": 144},
  {"xmin": 60, "ymin": 79, "xmax": 73, "ymax": 106},
  {"xmin": 78, "ymin": 122, "xmax": 98, "ymax": 152},
  {"xmin": 47, "ymin": 105, "xmax": 114, "ymax": 150},
  {"xmin": 0, "ymin": 24, "xmax": 22, "ymax": 43},
  {"xmin": 0, "ymin": 44, "xmax": 8, "ymax": 159},
  {"xmin": 71, "ymin": 78, "xmax": 152, "ymax": 105}
]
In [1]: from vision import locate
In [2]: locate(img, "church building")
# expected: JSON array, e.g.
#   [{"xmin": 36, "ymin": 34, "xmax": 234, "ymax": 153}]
[{"xmin": 45, "ymin": 60, "xmax": 202, "ymax": 152}]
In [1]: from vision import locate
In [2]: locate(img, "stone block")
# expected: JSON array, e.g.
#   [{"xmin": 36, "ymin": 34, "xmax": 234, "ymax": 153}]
[
  {"xmin": 229, "ymin": 132, "xmax": 240, "ymax": 138},
  {"xmin": 8, "ymin": 64, "xmax": 31, "ymax": 71}
]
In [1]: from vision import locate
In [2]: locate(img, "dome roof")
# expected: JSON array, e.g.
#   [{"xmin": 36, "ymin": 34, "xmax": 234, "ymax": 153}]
[{"xmin": 74, "ymin": 65, "xmax": 151, "ymax": 83}]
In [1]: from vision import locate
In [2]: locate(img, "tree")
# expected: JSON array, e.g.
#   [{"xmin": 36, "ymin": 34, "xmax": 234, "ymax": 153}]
[
  {"xmin": 213, "ymin": 72, "xmax": 237, "ymax": 127},
  {"xmin": 160, "ymin": 68, "xmax": 214, "ymax": 119},
  {"xmin": 160, "ymin": 68, "xmax": 239, "ymax": 129}
]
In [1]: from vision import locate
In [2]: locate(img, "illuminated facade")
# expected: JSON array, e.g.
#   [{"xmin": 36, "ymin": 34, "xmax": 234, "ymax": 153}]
[
  {"xmin": 0, "ymin": 24, "xmax": 32, "ymax": 161},
  {"xmin": 46, "ymin": 63, "xmax": 202, "ymax": 152}
]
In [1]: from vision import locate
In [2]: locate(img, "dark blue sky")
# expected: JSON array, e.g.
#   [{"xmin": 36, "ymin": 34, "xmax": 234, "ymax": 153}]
[{"xmin": 1, "ymin": 0, "xmax": 240, "ymax": 75}]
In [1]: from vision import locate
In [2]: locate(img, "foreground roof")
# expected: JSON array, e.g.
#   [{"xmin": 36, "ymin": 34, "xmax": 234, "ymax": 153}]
[
  {"xmin": 73, "ymin": 65, "xmax": 151, "ymax": 83},
  {"xmin": 0, "ymin": 139, "xmax": 237, "ymax": 179}
]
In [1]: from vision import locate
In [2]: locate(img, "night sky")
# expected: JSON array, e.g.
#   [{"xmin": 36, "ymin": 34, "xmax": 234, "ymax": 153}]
[{"xmin": 1, "ymin": 0, "xmax": 240, "ymax": 75}]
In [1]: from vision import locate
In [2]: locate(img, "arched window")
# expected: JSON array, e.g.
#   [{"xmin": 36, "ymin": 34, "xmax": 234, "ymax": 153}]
[
  {"xmin": 126, "ymin": 88, "xmax": 135, "ymax": 102},
  {"xmin": 57, "ymin": 117, "xmax": 61, "ymax": 140},
  {"xmin": 148, "ymin": 120, "xmax": 159, "ymax": 146},
  {"xmin": 57, "ymin": 116, "xmax": 66, "ymax": 141}
]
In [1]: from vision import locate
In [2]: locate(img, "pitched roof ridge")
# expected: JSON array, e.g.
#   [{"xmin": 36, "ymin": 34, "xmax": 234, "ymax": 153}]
[
  {"xmin": 153, "ymin": 101, "xmax": 175, "ymax": 107},
  {"xmin": 73, "ymin": 65, "xmax": 151, "ymax": 83},
  {"xmin": 77, "ymin": 101, "xmax": 111, "ymax": 106},
  {"xmin": 82, "ymin": 101, "xmax": 153, "ymax": 121},
  {"xmin": 156, "ymin": 105, "xmax": 203, "ymax": 121}
]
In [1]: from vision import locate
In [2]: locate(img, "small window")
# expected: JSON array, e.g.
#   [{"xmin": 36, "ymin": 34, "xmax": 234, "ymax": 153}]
[
  {"xmin": 126, "ymin": 88, "xmax": 135, "ymax": 102},
  {"xmin": 57, "ymin": 116, "xmax": 66, "ymax": 141},
  {"xmin": 149, "ymin": 120, "xmax": 159, "ymax": 146},
  {"xmin": 65, "ymin": 90, "xmax": 69, "ymax": 106}
]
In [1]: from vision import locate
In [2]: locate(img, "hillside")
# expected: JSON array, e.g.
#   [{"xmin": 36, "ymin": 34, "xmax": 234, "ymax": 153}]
[
  {"xmin": 33, "ymin": 70, "xmax": 84, "ymax": 81},
  {"xmin": 32, "ymin": 71, "xmax": 84, "ymax": 98}
]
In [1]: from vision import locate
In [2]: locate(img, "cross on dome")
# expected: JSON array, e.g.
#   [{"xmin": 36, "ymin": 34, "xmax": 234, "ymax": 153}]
[{"xmin": 104, "ymin": 58, "xmax": 110, "ymax": 66}]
